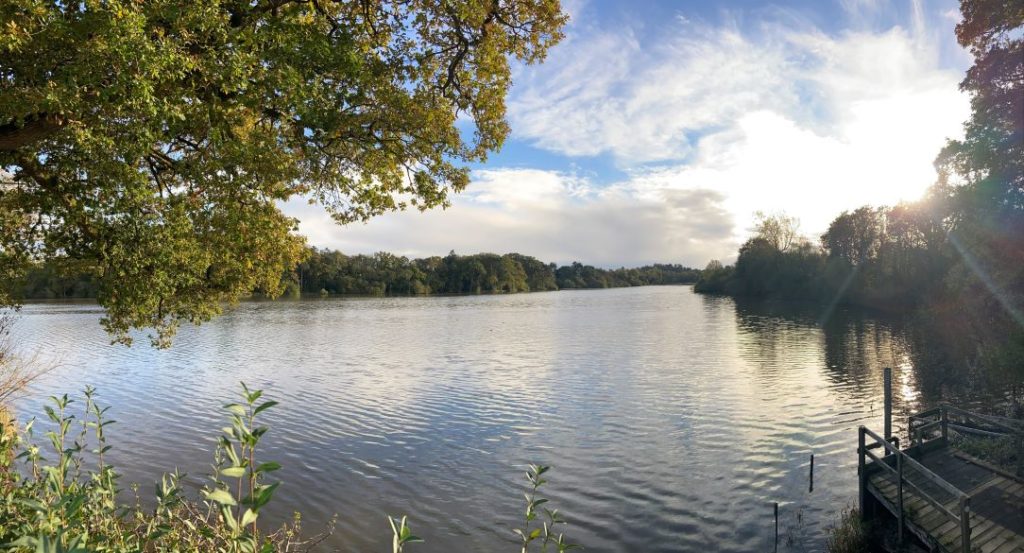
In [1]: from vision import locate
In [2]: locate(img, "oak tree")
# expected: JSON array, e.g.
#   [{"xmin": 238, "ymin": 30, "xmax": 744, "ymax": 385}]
[{"xmin": 0, "ymin": 0, "xmax": 566, "ymax": 345}]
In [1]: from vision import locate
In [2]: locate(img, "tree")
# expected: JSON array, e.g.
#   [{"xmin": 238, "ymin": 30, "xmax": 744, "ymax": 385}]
[
  {"xmin": 939, "ymin": 0, "xmax": 1023, "ymax": 211},
  {"xmin": 752, "ymin": 211, "xmax": 801, "ymax": 252},
  {"xmin": 821, "ymin": 207, "xmax": 885, "ymax": 265},
  {"xmin": 0, "ymin": 0, "xmax": 567, "ymax": 345}
]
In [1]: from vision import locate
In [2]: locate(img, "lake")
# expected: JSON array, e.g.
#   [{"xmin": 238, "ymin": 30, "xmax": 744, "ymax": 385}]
[{"xmin": 8, "ymin": 286, "xmax": 962, "ymax": 552}]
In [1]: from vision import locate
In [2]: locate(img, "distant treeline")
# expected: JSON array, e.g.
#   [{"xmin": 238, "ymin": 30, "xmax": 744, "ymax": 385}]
[
  {"xmin": 694, "ymin": 206, "xmax": 949, "ymax": 310},
  {"xmin": 18, "ymin": 250, "xmax": 700, "ymax": 299},
  {"xmin": 288, "ymin": 250, "xmax": 699, "ymax": 295}
]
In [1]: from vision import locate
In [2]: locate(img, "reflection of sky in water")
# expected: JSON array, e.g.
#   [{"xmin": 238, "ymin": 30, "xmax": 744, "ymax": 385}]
[{"xmin": 9, "ymin": 288, "xmax": 955, "ymax": 552}]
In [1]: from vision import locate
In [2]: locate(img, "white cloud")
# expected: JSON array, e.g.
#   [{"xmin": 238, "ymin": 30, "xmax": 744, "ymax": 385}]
[
  {"xmin": 504, "ymin": 9, "xmax": 971, "ymax": 239},
  {"xmin": 509, "ymin": 21, "xmax": 800, "ymax": 163},
  {"xmin": 509, "ymin": 16, "xmax": 967, "ymax": 167},
  {"xmin": 283, "ymin": 169, "xmax": 737, "ymax": 268},
  {"xmin": 287, "ymin": 4, "xmax": 972, "ymax": 266}
]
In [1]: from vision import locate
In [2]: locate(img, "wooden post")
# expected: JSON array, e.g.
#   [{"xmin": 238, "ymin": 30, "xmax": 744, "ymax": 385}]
[
  {"xmin": 773, "ymin": 502, "xmax": 779, "ymax": 553},
  {"xmin": 858, "ymin": 426, "xmax": 867, "ymax": 519},
  {"xmin": 808, "ymin": 454, "xmax": 814, "ymax": 493},
  {"xmin": 896, "ymin": 452, "xmax": 905, "ymax": 545},
  {"xmin": 883, "ymin": 367, "xmax": 893, "ymax": 441},
  {"xmin": 941, "ymin": 405, "xmax": 949, "ymax": 444},
  {"xmin": 960, "ymin": 496, "xmax": 971, "ymax": 553}
]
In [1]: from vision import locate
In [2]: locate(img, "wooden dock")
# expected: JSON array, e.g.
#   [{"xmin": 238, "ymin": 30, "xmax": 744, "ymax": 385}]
[{"xmin": 859, "ymin": 404, "xmax": 1024, "ymax": 552}]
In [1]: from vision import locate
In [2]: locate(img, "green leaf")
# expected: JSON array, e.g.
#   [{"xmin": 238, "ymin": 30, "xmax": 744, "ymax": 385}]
[
  {"xmin": 204, "ymin": 488, "xmax": 237, "ymax": 506},
  {"xmin": 253, "ymin": 481, "xmax": 279, "ymax": 509},
  {"xmin": 221, "ymin": 466, "xmax": 247, "ymax": 478},
  {"xmin": 241, "ymin": 508, "xmax": 259, "ymax": 528},
  {"xmin": 255, "ymin": 461, "xmax": 281, "ymax": 473},
  {"xmin": 224, "ymin": 403, "xmax": 247, "ymax": 417},
  {"xmin": 253, "ymin": 400, "xmax": 278, "ymax": 416}
]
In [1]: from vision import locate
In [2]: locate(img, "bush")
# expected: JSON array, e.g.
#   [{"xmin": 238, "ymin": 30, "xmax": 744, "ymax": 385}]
[
  {"xmin": 0, "ymin": 384, "xmax": 579, "ymax": 553},
  {"xmin": 824, "ymin": 506, "xmax": 872, "ymax": 553},
  {"xmin": 0, "ymin": 384, "xmax": 324, "ymax": 553}
]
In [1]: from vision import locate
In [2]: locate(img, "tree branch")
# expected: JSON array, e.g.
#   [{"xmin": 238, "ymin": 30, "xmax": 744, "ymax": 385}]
[{"xmin": 0, "ymin": 113, "xmax": 66, "ymax": 152}]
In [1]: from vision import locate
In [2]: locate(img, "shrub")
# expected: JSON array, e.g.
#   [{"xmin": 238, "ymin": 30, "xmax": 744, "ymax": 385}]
[
  {"xmin": 824, "ymin": 506, "xmax": 872, "ymax": 553},
  {"xmin": 0, "ymin": 384, "xmax": 326, "ymax": 552},
  {"xmin": 0, "ymin": 384, "xmax": 579, "ymax": 552}
]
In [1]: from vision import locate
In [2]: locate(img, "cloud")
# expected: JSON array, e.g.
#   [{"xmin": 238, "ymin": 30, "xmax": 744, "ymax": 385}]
[
  {"xmin": 509, "ymin": 21, "xmax": 800, "ymax": 163},
  {"xmin": 509, "ymin": 14, "xmax": 967, "ymax": 167},
  {"xmin": 287, "ymin": 2, "xmax": 972, "ymax": 266},
  {"xmin": 283, "ymin": 168, "xmax": 737, "ymax": 267}
]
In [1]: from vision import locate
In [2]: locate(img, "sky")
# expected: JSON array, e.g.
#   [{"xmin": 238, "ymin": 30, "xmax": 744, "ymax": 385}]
[{"xmin": 285, "ymin": 0, "xmax": 973, "ymax": 268}]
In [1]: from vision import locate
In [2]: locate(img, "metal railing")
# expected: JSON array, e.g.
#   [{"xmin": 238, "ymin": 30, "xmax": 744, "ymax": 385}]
[{"xmin": 859, "ymin": 425, "xmax": 972, "ymax": 552}]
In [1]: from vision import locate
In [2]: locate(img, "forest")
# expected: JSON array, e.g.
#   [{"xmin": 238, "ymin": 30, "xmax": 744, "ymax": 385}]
[{"xmin": 17, "ymin": 250, "xmax": 701, "ymax": 299}]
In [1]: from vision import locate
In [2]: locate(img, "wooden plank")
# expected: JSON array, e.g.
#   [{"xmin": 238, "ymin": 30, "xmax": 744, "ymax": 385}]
[
  {"xmin": 868, "ymin": 484, "xmax": 937, "ymax": 549},
  {"xmin": 999, "ymin": 534, "xmax": 1024, "ymax": 553},
  {"xmin": 993, "ymin": 540, "xmax": 1024, "ymax": 553},
  {"xmin": 863, "ymin": 417, "xmax": 1024, "ymax": 553},
  {"xmin": 953, "ymin": 451, "xmax": 1024, "ymax": 485},
  {"xmin": 970, "ymin": 520, "xmax": 1002, "ymax": 549}
]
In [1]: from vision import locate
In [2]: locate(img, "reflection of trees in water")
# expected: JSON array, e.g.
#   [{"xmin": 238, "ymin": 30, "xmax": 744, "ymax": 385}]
[{"xmin": 727, "ymin": 296, "xmax": 1002, "ymax": 409}]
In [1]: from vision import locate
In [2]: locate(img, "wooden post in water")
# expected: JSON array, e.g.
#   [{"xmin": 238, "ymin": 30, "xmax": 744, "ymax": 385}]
[
  {"xmin": 773, "ymin": 502, "xmax": 779, "ymax": 553},
  {"xmin": 808, "ymin": 454, "xmax": 814, "ymax": 493},
  {"xmin": 858, "ymin": 427, "xmax": 867, "ymax": 519},
  {"xmin": 883, "ymin": 367, "xmax": 893, "ymax": 441}
]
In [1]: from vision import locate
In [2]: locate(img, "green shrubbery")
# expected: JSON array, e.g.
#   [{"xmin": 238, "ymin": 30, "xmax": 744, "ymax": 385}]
[
  {"xmin": 823, "ymin": 506, "xmax": 872, "ymax": 553},
  {"xmin": 952, "ymin": 433, "xmax": 1023, "ymax": 476},
  {"xmin": 0, "ymin": 385, "xmax": 319, "ymax": 552},
  {"xmin": 0, "ymin": 384, "xmax": 578, "ymax": 553}
]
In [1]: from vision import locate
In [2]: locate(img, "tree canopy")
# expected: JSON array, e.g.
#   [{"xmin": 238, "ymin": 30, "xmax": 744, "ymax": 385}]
[
  {"xmin": 16, "ymin": 247, "xmax": 702, "ymax": 299},
  {"xmin": 0, "ymin": 0, "xmax": 567, "ymax": 345},
  {"xmin": 695, "ymin": 0, "xmax": 1023, "ymax": 384}
]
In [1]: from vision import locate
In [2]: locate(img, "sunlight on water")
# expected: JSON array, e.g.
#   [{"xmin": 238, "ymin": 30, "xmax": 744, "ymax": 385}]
[{"xmin": 10, "ymin": 287, "xmax": 944, "ymax": 552}]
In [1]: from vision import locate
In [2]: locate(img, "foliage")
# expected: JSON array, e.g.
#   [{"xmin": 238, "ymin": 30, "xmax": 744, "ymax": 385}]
[
  {"xmin": 388, "ymin": 516, "xmax": 422, "ymax": 553},
  {"xmin": 0, "ymin": 0, "xmax": 568, "ymax": 346},
  {"xmin": 0, "ymin": 384, "xmax": 580, "ymax": 552},
  {"xmin": 753, "ymin": 211, "xmax": 802, "ymax": 253},
  {"xmin": 513, "ymin": 464, "xmax": 579, "ymax": 553},
  {"xmin": 951, "ymin": 433, "xmax": 1022, "ymax": 476},
  {"xmin": 0, "ymin": 384, "xmax": 327, "ymax": 552},
  {"xmin": 694, "ymin": 0, "xmax": 1023, "ymax": 384},
  {"xmin": 823, "ymin": 506, "xmax": 872, "ymax": 553},
  {"xmin": 19, "ymin": 249, "xmax": 701, "ymax": 298}
]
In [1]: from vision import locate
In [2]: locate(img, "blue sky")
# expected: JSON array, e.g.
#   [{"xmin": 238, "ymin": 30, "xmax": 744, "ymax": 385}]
[{"xmin": 286, "ymin": 0, "xmax": 972, "ymax": 268}]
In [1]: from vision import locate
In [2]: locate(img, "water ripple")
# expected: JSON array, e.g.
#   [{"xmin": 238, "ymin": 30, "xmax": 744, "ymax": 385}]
[{"xmin": 9, "ymin": 287, "xmax": 957, "ymax": 552}]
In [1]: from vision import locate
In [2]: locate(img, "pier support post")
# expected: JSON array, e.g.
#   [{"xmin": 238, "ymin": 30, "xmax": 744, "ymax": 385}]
[
  {"xmin": 858, "ymin": 426, "xmax": 867, "ymax": 519},
  {"xmin": 960, "ymin": 496, "xmax": 971, "ymax": 553},
  {"xmin": 896, "ymin": 452, "xmax": 905, "ymax": 545},
  {"xmin": 883, "ymin": 367, "xmax": 892, "ymax": 442}
]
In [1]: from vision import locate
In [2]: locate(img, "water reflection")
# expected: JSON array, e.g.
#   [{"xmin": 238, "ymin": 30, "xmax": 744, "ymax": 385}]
[{"xmin": 7, "ymin": 288, "xmax": 1000, "ymax": 553}]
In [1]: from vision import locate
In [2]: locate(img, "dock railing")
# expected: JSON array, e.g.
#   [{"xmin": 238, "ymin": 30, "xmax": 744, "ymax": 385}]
[
  {"xmin": 859, "ymin": 425, "xmax": 972, "ymax": 552},
  {"xmin": 910, "ymin": 403, "xmax": 1024, "ymax": 447}
]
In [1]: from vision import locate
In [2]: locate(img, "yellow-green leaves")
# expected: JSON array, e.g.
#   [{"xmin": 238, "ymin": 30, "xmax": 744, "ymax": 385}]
[
  {"xmin": 0, "ymin": 0, "xmax": 567, "ymax": 347},
  {"xmin": 204, "ymin": 488, "xmax": 237, "ymax": 506}
]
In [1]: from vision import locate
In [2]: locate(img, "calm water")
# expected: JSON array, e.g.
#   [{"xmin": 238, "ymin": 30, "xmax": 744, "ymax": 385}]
[{"xmin": 9, "ymin": 286, "xmax": 960, "ymax": 552}]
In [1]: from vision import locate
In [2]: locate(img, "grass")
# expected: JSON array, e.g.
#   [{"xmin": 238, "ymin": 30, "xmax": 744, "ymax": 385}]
[
  {"xmin": 952, "ymin": 433, "xmax": 1023, "ymax": 476},
  {"xmin": 824, "ymin": 506, "xmax": 873, "ymax": 553}
]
